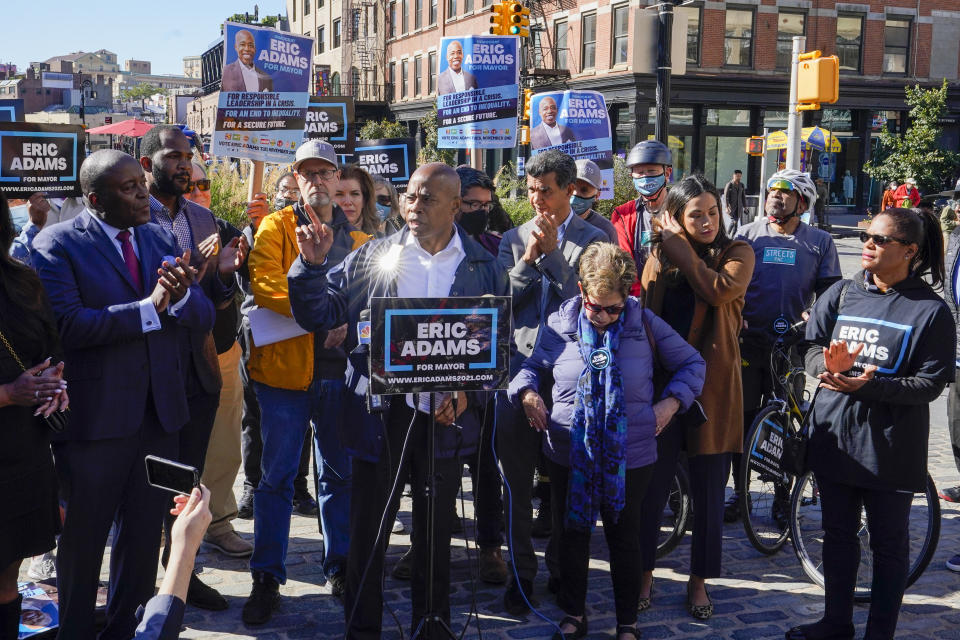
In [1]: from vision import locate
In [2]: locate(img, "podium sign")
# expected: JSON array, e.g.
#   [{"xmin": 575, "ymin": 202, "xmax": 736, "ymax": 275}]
[{"xmin": 369, "ymin": 296, "xmax": 512, "ymax": 395}]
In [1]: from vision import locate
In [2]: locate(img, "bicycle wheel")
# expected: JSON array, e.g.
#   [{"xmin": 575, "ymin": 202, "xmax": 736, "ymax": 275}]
[
  {"xmin": 740, "ymin": 404, "xmax": 797, "ymax": 555},
  {"xmin": 790, "ymin": 472, "xmax": 940, "ymax": 603},
  {"xmin": 656, "ymin": 465, "xmax": 691, "ymax": 559}
]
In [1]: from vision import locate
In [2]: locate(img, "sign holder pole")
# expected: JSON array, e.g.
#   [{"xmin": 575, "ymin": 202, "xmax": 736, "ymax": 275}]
[
  {"xmin": 786, "ymin": 35, "xmax": 806, "ymax": 171},
  {"xmin": 758, "ymin": 126, "xmax": 768, "ymax": 221},
  {"xmin": 247, "ymin": 160, "xmax": 264, "ymax": 201}
]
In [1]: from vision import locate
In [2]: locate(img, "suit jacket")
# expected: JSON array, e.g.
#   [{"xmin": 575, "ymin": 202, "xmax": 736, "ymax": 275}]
[
  {"xmin": 150, "ymin": 197, "xmax": 234, "ymax": 396},
  {"xmin": 497, "ymin": 212, "xmax": 606, "ymax": 374},
  {"xmin": 221, "ymin": 60, "xmax": 274, "ymax": 92},
  {"xmin": 31, "ymin": 210, "xmax": 215, "ymax": 441},
  {"xmin": 437, "ymin": 68, "xmax": 478, "ymax": 95},
  {"xmin": 530, "ymin": 122, "xmax": 575, "ymax": 149}
]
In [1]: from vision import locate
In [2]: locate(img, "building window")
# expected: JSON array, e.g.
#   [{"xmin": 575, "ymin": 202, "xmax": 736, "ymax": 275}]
[
  {"xmin": 883, "ymin": 18, "xmax": 910, "ymax": 75},
  {"xmin": 677, "ymin": 4, "xmax": 701, "ymax": 66},
  {"xmin": 353, "ymin": 8, "xmax": 363, "ymax": 37},
  {"xmin": 401, "ymin": 59, "xmax": 408, "ymax": 98},
  {"xmin": 293, "ymin": 0, "xmax": 297, "ymax": 20},
  {"xmin": 447, "ymin": 0, "xmax": 455, "ymax": 18},
  {"xmin": 611, "ymin": 4, "xmax": 629, "ymax": 66},
  {"xmin": 334, "ymin": 19, "xmax": 342, "ymax": 48},
  {"xmin": 428, "ymin": 51, "xmax": 437, "ymax": 93},
  {"xmin": 304, "ymin": 0, "xmax": 310, "ymax": 15},
  {"xmin": 415, "ymin": 0, "xmax": 423, "ymax": 28},
  {"xmin": 430, "ymin": 0, "xmax": 437, "ymax": 24},
  {"xmin": 724, "ymin": 8, "xmax": 753, "ymax": 67},
  {"xmin": 836, "ymin": 14, "xmax": 863, "ymax": 73},
  {"xmin": 389, "ymin": 62, "xmax": 396, "ymax": 100},
  {"xmin": 373, "ymin": 7, "xmax": 378, "ymax": 32},
  {"xmin": 776, "ymin": 11, "xmax": 805, "ymax": 69},
  {"xmin": 319, "ymin": 26, "xmax": 325, "ymax": 53},
  {"xmin": 414, "ymin": 55, "xmax": 422, "ymax": 95},
  {"xmin": 464, "ymin": 0, "xmax": 472, "ymax": 13},
  {"xmin": 581, "ymin": 13, "xmax": 597, "ymax": 70},
  {"xmin": 402, "ymin": 0, "xmax": 409, "ymax": 33},
  {"xmin": 554, "ymin": 20, "xmax": 568, "ymax": 69},
  {"xmin": 319, "ymin": 0, "xmax": 324, "ymax": 6},
  {"xmin": 390, "ymin": 2, "xmax": 397, "ymax": 37}
]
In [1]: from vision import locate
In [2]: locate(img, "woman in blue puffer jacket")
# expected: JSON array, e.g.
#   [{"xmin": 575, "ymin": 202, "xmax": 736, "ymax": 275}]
[{"xmin": 508, "ymin": 242, "xmax": 706, "ymax": 640}]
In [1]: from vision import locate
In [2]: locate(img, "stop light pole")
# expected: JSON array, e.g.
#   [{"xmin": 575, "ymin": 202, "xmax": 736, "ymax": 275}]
[
  {"xmin": 786, "ymin": 35, "xmax": 806, "ymax": 171},
  {"xmin": 654, "ymin": 2, "xmax": 676, "ymax": 145}
]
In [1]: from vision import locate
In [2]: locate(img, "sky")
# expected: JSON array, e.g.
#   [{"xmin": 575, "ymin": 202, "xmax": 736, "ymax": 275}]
[{"xmin": 2, "ymin": 0, "xmax": 286, "ymax": 76}]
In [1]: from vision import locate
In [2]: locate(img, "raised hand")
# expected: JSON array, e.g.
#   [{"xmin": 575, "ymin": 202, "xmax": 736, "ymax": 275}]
[
  {"xmin": 533, "ymin": 213, "xmax": 559, "ymax": 255},
  {"xmin": 295, "ymin": 202, "xmax": 334, "ymax": 265},
  {"xmin": 218, "ymin": 235, "xmax": 249, "ymax": 275},
  {"xmin": 822, "ymin": 339, "xmax": 863, "ymax": 374},
  {"xmin": 246, "ymin": 193, "xmax": 271, "ymax": 230}
]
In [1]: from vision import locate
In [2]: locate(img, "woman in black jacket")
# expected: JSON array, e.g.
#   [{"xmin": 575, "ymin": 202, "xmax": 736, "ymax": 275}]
[{"xmin": 787, "ymin": 207, "xmax": 954, "ymax": 640}]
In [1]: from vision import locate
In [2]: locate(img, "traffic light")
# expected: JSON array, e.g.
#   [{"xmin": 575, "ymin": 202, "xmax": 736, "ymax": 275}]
[
  {"xmin": 489, "ymin": 2, "xmax": 509, "ymax": 35},
  {"xmin": 796, "ymin": 52, "xmax": 839, "ymax": 110},
  {"xmin": 745, "ymin": 136, "xmax": 764, "ymax": 156},
  {"xmin": 505, "ymin": 1, "xmax": 530, "ymax": 37},
  {"xmin": 519, "ymin": 125, "xmax": 530, "ymax": 145},
  {"xmin": 522, "ymin": 88, "xmax": 533, "ymax": 121}
]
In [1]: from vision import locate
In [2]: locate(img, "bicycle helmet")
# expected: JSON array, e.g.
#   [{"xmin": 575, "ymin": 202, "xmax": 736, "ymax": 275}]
[
  {"xmin": 767, "ymin": 169, "xmax": 817, "ymax": 209},
  {"xmin": 626, "ymin": 140, "xmax": 672, "ymax": 168}
]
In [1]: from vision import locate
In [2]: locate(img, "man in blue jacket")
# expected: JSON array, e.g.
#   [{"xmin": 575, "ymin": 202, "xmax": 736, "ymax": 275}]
[{"xmin": 287, "ymin": 162, "xmax": 508, "ymax": 639}]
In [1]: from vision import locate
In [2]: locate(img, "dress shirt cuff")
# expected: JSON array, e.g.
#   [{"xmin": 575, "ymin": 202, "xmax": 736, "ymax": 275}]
[
  {"xmin": 167, "ymin": 288, "xmax": 192, "ymax": 317},
  {"xmin": 139, "ymin": 298, "xmax": 163, "ymax": 333}
]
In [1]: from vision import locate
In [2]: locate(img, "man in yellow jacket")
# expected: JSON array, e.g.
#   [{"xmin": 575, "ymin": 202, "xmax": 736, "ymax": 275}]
[{"xmin": 242, "ymin": 141, "xmax": 371, "ymax": 625}]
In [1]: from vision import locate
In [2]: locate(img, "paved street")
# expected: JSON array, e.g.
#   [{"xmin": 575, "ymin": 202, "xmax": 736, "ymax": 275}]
[{"xmin": 22, "ymin": 235, "xmax": 960, "ymax": 639}]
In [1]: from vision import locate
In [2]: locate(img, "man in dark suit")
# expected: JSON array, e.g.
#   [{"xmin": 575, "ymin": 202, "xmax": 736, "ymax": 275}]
[
  {"xmin": 31, "ymin": 150, "xmax": 215, "ymax": 640},
  {"xmin": 495, "ymin": 149, "xmax": 605, "ymax": 614},
  {"xmin": 221, "ymin": 29, "xmax": 274, "ymax": 92},
  {"xmin": 139, "ymin": 125, "xmax": 246, "ymax": 610},
  {"xmin": 529, "ymin": 96, "xmax": 575, "ymax": 149},
  {"xmin": 437, "ymin": 40, "xmax": 478, "ymax": 95}
]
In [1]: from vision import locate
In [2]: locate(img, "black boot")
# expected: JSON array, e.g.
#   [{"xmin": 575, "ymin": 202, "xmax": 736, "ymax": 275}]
[{"xmin": 1, "ymin": 594, "xmax": 23, "ymax": 640}]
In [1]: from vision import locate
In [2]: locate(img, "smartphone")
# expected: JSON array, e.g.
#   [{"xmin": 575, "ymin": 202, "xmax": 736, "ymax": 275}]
[{"xmin": 145, "ymin": 455, "xmax": 200, "ymax": 496}]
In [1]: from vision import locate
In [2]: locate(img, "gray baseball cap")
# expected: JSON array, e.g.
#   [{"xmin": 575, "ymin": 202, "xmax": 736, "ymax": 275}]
[
  {"xmin": 575, "ymin": 159, "xmax": 602, "ymax": 191},
  {"xmin": 294, "ymin": 139, "xmax": 338, "ymax": 171}
]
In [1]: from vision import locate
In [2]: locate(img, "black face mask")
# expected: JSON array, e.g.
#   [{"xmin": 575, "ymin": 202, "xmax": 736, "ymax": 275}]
[{"xmin": 459, "ymin": 209, "xmax": 488, "ymax": 236}]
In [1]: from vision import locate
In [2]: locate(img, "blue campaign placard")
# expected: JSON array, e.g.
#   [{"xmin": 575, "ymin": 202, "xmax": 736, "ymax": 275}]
[
  {"xmin": 353, "ymin": 138, "xmax": 417, "ymax": 192},
  {"xmin": 0, "ymin": 99, "xmax": 24, "ymax": 123},
  {"xmin": 0, "ymin": 122, "xmax": 83, "ymax": 197},
  {"xmin": 213, "ymin": 22, "xmax": 314, "ymax": 163},
  {"xmin": 436, "ymin": 36, "xmax": 519, "ymax": 149},
  {"xmin": 529, "ymin": 90, "xmax": 614, "ymax": 198}
]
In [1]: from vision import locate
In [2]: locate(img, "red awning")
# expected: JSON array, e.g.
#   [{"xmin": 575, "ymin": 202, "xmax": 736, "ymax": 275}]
[{"xmin": 86, "ymin": 119, "xmax": 155, "ymax": 137}]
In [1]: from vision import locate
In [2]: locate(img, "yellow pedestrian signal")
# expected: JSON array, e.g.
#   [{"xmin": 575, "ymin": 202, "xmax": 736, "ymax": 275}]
[
  {"xmin": 489, "ymin": 2, "xmax": 509, "ymax": 35},
  {"xmin": 505, "ymin": 2, "xmax": 530, "ymax": 37},
  {"xmin": 522, "ymin": 88, "xmax": 533, "ymax": 121},
  {"xmin": 745, "ymin": 136, "xmax": 764, "ymax": 156},
  {"xmin": 796, "ymin": 52, "xmax": 839, "ymax": 110},
  {"xmin": 519, "ymin": 125, "xmax": 530, "ymax": 145}
]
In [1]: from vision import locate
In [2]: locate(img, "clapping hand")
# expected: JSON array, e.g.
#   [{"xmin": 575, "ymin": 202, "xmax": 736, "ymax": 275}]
[
  {"xmin": 218, "ymin": 236, "xmax": 248, "ymax": 275},
  {"xmin": 294, "ymin": 202, "xmax": 333, "ymax": 265},
  {"xmin": 2, "ymin": 357, "xmax": 67, "ymax": 408},
  {"xmin": 152, "ymin": 249, "xmax": 198, "ymax": 311},
  {"xmin": 532, "ymin": 214, "xmax": 559, "ymax": 254}
]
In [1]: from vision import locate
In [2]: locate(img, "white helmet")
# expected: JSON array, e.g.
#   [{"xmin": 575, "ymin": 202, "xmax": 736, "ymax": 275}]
[{"xmin": 767, "ymin": 169, "xmax": 817, "ymax": 209}]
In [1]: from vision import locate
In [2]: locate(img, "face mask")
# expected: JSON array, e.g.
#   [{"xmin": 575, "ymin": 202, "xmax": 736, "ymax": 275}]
[
  {"xmin": 570, "ymin": 194, "xmax": 595, "ymax": 216},
  {"xmin": 459, "ymin": 209, "xmax": 488, "ymax": 236},
  {"xmin": 274, "ymin": 196, "xmax": 298, "ymax": 211},
  {"xmin": 633, "ymin": 174, "xmax": 666, "ymax": 198},
  {"xmin": 375, "ymin": 202, "xmax": 392, "ymax": 221}
]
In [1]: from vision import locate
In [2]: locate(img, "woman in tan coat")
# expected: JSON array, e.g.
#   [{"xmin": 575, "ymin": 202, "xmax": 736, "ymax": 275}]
[{"xmin": 636, "ymin": 174, "xmax": 755, "ymax": 620}]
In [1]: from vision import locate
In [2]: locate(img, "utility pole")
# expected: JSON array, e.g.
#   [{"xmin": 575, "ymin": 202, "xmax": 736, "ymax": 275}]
[
  {"xmin": 785, "ymin": 35, "xmax": 805, "ymax": 171},
  {"xmin": 654, "ymin": 1, "xmax": 677, "ymax": 145}
]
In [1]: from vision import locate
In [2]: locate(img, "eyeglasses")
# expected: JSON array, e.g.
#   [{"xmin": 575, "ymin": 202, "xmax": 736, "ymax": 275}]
[
  {"xmin": 859, "ymin": 231, "xmax": 909, "ymax": 247},
  {"xmin": 462, "ymin": 199, "xmax": 493, "ymax": 212},
  {"xmin": 582, "ymin": 295, "xmax": 625, "ymax": 316},
  {"xmin": 187, "ymin": 179, "xmax": 211, "ymax": 192},
  {"xmin": 299, "ymin": 168, "xmax": 339, "ymax": 182}
]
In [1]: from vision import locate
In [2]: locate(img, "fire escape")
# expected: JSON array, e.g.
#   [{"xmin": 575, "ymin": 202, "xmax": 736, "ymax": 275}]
[
  {"xmin": 342, "ymin": 0, "xmax": 387, "ymax": 102},
  {"xmin": 523, "ymin": 0, "xmax": 573, "ymax": 87}
]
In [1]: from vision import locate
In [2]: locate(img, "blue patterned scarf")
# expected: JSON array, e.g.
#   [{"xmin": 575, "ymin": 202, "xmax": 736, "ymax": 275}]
[{"xmin": 567, "ymin": 307, "xmax": 628, "ymax": 532}]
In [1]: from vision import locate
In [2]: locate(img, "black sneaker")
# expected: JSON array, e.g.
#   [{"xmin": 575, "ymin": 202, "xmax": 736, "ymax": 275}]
[
  {"xmin": 723, "ymin": 492, "xmax": 741, "ymax": 523},
  {"xmin": 391, "ymin": 547, "xmax": 413, "ymax": 580},
  {"xmin": 237, "ymin": 486, "xmax": 254, "ymax": 520},
  {"xmin": 293, "ymin": 491, "xmax": 319, "ymax": 516},
  {"xmin": 186, "ymin": 574, "xmax": 228, "ymax": 611},
  {"xmin": 328, "ymin": 573, "xmax": 346, "ymax": 599},
  {"xmin": 531, "ymin": 505, "xmax": 552, "ymax": 538},
  {"xmin": 503, "ymin": 577, "xmax": 535, "ymax": 616},
  {"xmin": 939, "ymin": 485, "xmax": 960, "ymax": 503},
  {"xmin": 242, "ymin": 574, "xmax": 281, "ymax": 626}
]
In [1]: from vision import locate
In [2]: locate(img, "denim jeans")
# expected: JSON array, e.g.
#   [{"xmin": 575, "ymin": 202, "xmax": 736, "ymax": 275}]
[{"xmin": 251, "ymin": 379, "xmax": 351, "ymax": 583}]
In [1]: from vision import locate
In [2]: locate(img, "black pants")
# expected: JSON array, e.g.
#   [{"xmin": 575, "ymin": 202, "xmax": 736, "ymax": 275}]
[
  {"xmin": 238, "ymin": 327, "xmax": 312, "ymax": 495},
  {"xmin": 344, "ymin": 404, "xmax": 461, "ymax": 640},
  {"xmin": 549, "ymin": 460, "xmax": 653, "ymax": 626},
  {"xmin": 817, "ymin": 474, "xmax": 913, "ymax": 640},
  {"xmin": 462, "ymin": 397, "xmax": 503, "ymax": 548},
  {"xmin": 638, "ymin": 423, "xmax": 729, "ymax": 578},
  {"xmin": 946, "ymin": 382, "xmax": 960, "ymax": 476}
]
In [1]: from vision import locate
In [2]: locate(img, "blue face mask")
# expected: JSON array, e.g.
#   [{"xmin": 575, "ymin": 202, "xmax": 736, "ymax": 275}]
[
  {"xmin": 375, "ymin": 202, "xmax": 392, "ymax": 221},
  {"xmin": 633, "ymin": 173, "xmax": 666, "ymax": 197},
  {"xmin": 570, "ymin": 194, "xmax": 595, "ymax": 215}
]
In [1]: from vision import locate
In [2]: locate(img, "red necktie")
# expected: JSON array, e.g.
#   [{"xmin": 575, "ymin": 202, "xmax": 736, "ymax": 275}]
[{"xmin": 115, "ymin": 230, "xmax": 143, "ymax": 293}]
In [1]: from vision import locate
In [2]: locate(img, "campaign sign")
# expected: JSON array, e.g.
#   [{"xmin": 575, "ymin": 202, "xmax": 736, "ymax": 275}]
[
  {"xmin": 0, "ymin": 99, "xmax": 24, "ymax": 123},
  {"xmin": 529, "ymin": 90, "xmax": 614, "ymax": 198},
  {"xmin": 354, "ymin": 138, "xmax": 416, "ymax": 192},
  {"xmin": 213, "ymin": 21, "xmax": 314, "ymax": 163},
  {"xmin": 833, "ymin": 314, "xmax": 913, "ymax": 375},
  {"xmin": 370, "ymin": 296, "xmax": 512, "ymax": 395},
  {"xmin": 305, "ymin": 96, "xmax": 355, "ymax": 155},
  {"xmin": 0, "ymin": 123, "xmax": 83, "ymax": 197},
  {"xmin": 748, "ymin": 414, "xmax": 789, "ymax": 479},
  {"xmin": 437, "ymin": 36, "xmax": 519, "ymax": 149}
]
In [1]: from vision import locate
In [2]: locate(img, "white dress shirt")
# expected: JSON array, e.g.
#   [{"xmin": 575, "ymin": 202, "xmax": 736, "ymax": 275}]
[
  {"xmin": 451, "ymin": 69, "xmax": 466, "ymax": 93},
  {"xmin": 88, "ymin": 211, "xmax": 190, "ymax": 333},
  {"xmin": 544, "ymin": 123, "xmax": 564, "ymax": 146},
  {"xmin": 240, "ymin": 62, "xmax": 261, "ymax": 92}
]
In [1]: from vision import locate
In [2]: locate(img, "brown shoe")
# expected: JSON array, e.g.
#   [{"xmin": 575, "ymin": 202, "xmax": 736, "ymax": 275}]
[
  {"xmin": 478, "ymin": 547, "xmax": 508, "ymax": 584},
  {"xmin": 204, "ymin": 529, "xmax": 254, "ymax": 558}
]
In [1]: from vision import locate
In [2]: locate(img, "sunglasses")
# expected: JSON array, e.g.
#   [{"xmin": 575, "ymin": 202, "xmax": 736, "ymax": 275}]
[
  {"xmin": 582, "ymin": 295, "xmax": 625, "ymax": 315},
  {"xmin": 859, "ymin": 231, "xmax": 909, "ymax": 247},
  {"xmin": 766, "ymin": 178, "xmax": 796, "ymax": 192},
  {"xmin": 188, "ymin": 179, "xmax": 211, "ymax": 192}
]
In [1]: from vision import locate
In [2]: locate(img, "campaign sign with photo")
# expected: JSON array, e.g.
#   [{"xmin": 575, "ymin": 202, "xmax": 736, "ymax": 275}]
[
  {"xmin": 354, "ymin": 138, "xmax": 416, "ymax": 192},
  {"xmin": 370, "ymin": 296, "xmax": 512, "ymax": 395},
  {"xmin": 213, "ymin": 21, "xmax": 314, "ymax": 163},
  {"xmin": 437, "ymin": 36, "xmax": 519, "ymax": 149},
  {"xmin": 0, "ymin": 99, "xmax": 24, "ymax": 122},
  {"xmin": 0, "ymin": 123, "xmax": 83, "ymax": 197},
  {"xmin": 304, "ymin": 96, "xmax": 355, "ymax": 155},
  {"xmin": 530, "ymin": 90, "xmax": 614, "ymax": 198}
]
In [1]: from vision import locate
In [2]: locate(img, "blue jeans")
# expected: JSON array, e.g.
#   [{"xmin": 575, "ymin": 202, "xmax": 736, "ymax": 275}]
[{"xmin": 251, "ymin": 379, "xmax": 351, "ymax": 583}]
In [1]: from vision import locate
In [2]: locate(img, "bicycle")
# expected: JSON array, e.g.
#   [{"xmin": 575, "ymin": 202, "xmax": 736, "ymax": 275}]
[{"xmin": 656, "ymin": 463, "xmax": 691, "ymax": 559}]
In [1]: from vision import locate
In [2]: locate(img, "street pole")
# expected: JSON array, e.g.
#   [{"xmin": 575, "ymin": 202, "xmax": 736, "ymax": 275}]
[
  {"xmin": 785, "ymin": 35, "xmax": 805, "ymax": 171},
  {"xmin": 758, "ymin": 126, "xmax": 768, "ymax": 220},
  {"xmin": 654, "ymin": 1, "xmax": 674, "ymax": 144}
]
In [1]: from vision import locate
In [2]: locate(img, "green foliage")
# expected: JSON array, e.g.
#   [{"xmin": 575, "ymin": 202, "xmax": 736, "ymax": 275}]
[
  {"xmin": 864, "ymin": 80, "xmax": 960, "ymax": 194},
  {"xmin": 418, "ymin": 107, "xmax": 456, "ymax": 165},
  {"xmin": 359, "ymin": 119, "xmax": 407, "ymax": 140},
  {"xmin": 208, "ymin": 158, "xmax": 284, "ymax": 229},
  {"xmin": 594, "ymin": 155, "xmax": 634, "ymax": 218},
  {"xmin": 121, "ymin": 84, "xmax": 165, "ymax": 107},
  {"xmin": 260, "ymin": 15, "xmax": 279, "ymax": 27}
]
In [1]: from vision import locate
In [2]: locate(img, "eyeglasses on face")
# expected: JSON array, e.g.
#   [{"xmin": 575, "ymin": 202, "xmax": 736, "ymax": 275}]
[
  {"xmin": 859, "ymin": 231, "xmax": 909, "ymax": 247},
  {"xmin": 300, "ymin": 168, "xmax": 339, "ymax": 182},
  {"xmin": 461, "ymin": 199, "xmax": 493, "ymax": 212},
  {"xmin": 187, "ymin": 179, "xmax": 211, "ymax": 192}
]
